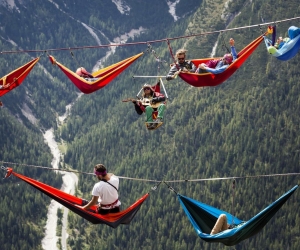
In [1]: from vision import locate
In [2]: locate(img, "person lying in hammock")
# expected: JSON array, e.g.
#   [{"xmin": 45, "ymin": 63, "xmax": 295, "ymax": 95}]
[
  {"xmin": 267, "ymin": 26, "xmax": 300, "ymax": 54},
  {"xmin": 0, "ymin": 81, "xmax": 10, "ymax": 107},
  {"xmin": 0, "ymin": 78, "xmax": 10, "ymax": 107},
  {"xmin": 211, "ymin": 214, "xmax": 244, "ymax": 235},
  {"xmin": 196, "ymin": 38, "xmax": 238, "ymax": 74},
  {"xmin": 274, "ymin": 36, "xmax": 290, "ymax": 49},
  {"xmin": 76, "ymin": 67, "xmax": 99, "ymax": 82}
]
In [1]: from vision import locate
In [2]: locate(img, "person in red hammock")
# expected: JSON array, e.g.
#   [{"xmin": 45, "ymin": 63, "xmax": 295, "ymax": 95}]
[
  {"xmin": 196, "ymin": 38, "xmax": 237, "ymax": 74},
  {"xmin": 166, "ymin": 49, "xmax": 197, "ymax": 80},
  {"xmin": 82, "ymin": 164, "xmax": 121, "ymax": 215},
  {"xmin": 0, "ymin": 81, "xmax": 10, "ymax": 107},
  {"xmin": 0, "ymin": 81, "xmax": 10, "ymax": 89},
  {"xmin": 76, "ymin": 67, "xmax": 94, "ymax": 78}
]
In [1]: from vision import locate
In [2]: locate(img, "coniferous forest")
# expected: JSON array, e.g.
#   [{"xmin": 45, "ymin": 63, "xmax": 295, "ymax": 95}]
[{"xmin": 0, "ymin": 0, "xmax": 300, "ymax": 249}]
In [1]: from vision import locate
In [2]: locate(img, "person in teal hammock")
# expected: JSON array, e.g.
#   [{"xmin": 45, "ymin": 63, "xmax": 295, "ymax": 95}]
[
  {"xmin": 211, "ymin": 214, "xmax": 245, "ymax": 235},
  {"xmin": 274, "ymin": 36, "xmax": 290, "ymax": 49},
  {"xmin": 132, "ymin": 84, "xmax": 166, "ymax": 129},
  {"xmin": 267, "ymin": 26, "xmax": 300, "ymax": 55}
]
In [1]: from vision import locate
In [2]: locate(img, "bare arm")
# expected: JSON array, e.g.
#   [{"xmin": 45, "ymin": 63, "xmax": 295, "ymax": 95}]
[
  {"xmin": 82, "ymin": 196, "xmax": 99, "ymax": 210},
  {"xmin": 166, "ymin": 65, "xmax": 180, "ymax": 80}
]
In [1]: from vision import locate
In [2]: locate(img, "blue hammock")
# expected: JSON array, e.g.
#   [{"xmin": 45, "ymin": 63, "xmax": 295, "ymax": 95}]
[
  {"xmin": 178, "ymin": 185, "xmax": 298, "ymax": 246},
  {"xmin": 264, "ymin": 26, "xmax": 300, "ymax": 61}
]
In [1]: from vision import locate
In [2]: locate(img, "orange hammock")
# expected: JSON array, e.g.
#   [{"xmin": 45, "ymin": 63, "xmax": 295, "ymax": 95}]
[
  {"xmin": 0, "ymin": 57, "xmax": 39, "ymax": 97},
  {"xmin": 4, "ymin": 168, "xmax": 149, "ymax": 228},
  {"xmin": 178, "ymin": 34, "xmax": 265, "ymax": 87},
  {"xmin": 49, "ymin": 53, "xmax": 143, "ymax": 94}
]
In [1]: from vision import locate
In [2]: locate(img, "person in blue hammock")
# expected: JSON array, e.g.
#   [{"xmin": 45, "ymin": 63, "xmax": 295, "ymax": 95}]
[
  {"xmin": 211, "ymin": 214, "xmax": 231, "ymax": 234},
  {"xmin": 196, "ymin": 38, "xmax": 238, "ymax": 74},
  {"xmin": 274, "ymin": 36, "xmax": 290, "ymax": 49},
  {"xmin": 267, "ymin": 26, "xmax": 300, "ymax": 55},
  {"xmin": 211, "ymin": 214, "xmax": 244, "ymax": 234}
]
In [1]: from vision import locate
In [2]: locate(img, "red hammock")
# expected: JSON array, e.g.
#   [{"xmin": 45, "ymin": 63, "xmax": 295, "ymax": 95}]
[
  {"xmin": 6, "ymin": 168, "xmax": 149, "ymax": 228},
  {"xmin": 0, "ymin": 57, "xmax": 40, "ymax": 97},
  {"xmin": 49, "ymin": 53, "xmax": 143, "ymax": 94},
  {"xmin": 178, "ymin": 34, "xmax": 264, "ymax": 87}
]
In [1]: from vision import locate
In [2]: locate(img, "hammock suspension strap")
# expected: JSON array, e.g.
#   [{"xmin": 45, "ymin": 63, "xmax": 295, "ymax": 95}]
[
  {"xmin": 231, "ymin": 179, "xmax": 236, "ymax": 226},
  {"xmin": 163, "ymin": 181, "xmax": 178, "ymax": 195},
  {"xmin": 166, "ymin": 39, "xmax": 179, "ymax": 70},
  {"xmin": 69, "ymin": 49, "xmax": 81, "ymax": 68}
]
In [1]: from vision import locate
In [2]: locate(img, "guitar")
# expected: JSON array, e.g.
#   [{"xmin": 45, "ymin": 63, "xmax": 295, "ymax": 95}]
[{"xmin": 122, "ymin": 97, "xmax": 162, "ymax": 108}]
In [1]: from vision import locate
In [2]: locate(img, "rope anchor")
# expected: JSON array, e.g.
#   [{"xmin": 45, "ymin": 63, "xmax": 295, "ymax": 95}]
[
  {"xmin": 151, "ymin": 180, "xmax": 163, "ymax": 191},
  {"xmin": 1, "ymin": 166, "xmax": 13, "ymax": 179},
  {"xmin": 163, "ymin": 181, "xmax": 178, "ymax": 195}
]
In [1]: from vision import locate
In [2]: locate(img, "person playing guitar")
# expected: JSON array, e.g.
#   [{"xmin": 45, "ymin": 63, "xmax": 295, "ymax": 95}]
[{"xmin": 131, "ymin": 83, "xmax": 166, "ymax": 130}]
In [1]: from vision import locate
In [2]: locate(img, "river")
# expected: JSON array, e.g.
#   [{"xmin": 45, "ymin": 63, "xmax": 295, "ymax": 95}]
[
  {"xmin": 40, "ymin": 25, "xmax": 145, "ymax": 249},
  {"xmin": 42, "ymin": 129, "xmax": 78, "ymax": 250}
]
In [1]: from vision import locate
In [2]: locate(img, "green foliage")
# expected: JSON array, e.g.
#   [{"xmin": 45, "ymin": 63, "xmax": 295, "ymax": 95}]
[
  {"xmin": 0, "ymin": 109, "xmax": 60, "ymax": 249},
  {"xmin": 61, "ymin": 0, "xmax": 300, "ymax": 249},
  {"xmin": 57, "ymin": 208, "xmax": 63, "ymax": 237}
]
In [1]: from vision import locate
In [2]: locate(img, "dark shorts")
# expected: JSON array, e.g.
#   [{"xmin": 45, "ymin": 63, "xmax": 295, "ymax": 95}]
[
  {"xmin": 97, "ymin": 206, "xmax": 120, "ymax": 215},
  {"xmin": 197, "ymin": 68, "xmax": 208, "ymax": 73}
]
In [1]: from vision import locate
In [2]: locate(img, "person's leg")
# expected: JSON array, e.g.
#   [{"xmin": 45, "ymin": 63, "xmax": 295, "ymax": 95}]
[
  {"xmin": 196, "ymin": 64, "xmax": 208, "ymax": 74},
  {"xmin": 197, "ymin": 68, "xmax": 208, "ymax": 73},
  {"xmin": 157, "ymin": 104, "xmax": 165, "ymax": 120},
  {"xmin": 145, "ymin": 106, "xmax": 154, "ymax": 122},
  {"xmin": 211, "ymin": 214, "xmax": 228, "ymax": 235}
]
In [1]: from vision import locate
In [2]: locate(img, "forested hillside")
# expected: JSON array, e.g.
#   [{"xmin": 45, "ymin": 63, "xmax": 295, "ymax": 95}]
[
  {"xmin": 0, "ymin": 0, "xmax": 300, "ymax": 249},
  {"xmin": 0, "ymin": 108, "xmax": 61, "ymax": 249}
]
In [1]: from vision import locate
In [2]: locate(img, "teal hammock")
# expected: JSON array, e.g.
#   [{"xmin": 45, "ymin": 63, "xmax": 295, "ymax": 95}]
[
  {"xmin": 264, "ymin": 26, "xmax": 300, "ymax": 61},
  {"xmin": 178, "ymin": 185, "xmax": 298, "ymax": 246}
]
